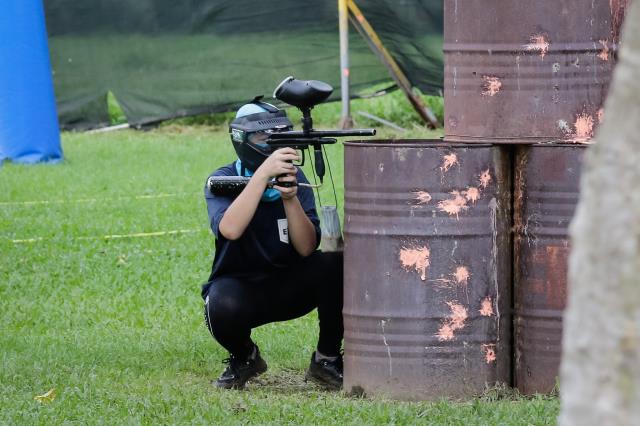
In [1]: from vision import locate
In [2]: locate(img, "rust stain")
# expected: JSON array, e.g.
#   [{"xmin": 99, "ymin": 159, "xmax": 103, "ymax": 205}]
[
  {"xmin": 479, "ymin": 297, "xmax": 494, "ymax": 316},
  {"xmin": 436, "ymin": 302, "xmax": 468, "ymax": 341},
  {"xmin": 399, "ymin": 245, "xmax": 431, "ymax": 281},
  {"xmin": 610, "ymin": 0, "xmax": 629, "ymax": 43},
  {"xmin": 412, "ymin": 191, "xmax": 432, "ymax": 205},
  {"xmin": 524, "ymin": 34, "xmax": 549, "ymax": 59},
  {"xmin": 437, "ymin": 190, "xmax": 469, "ymax": 219},
  {"xmin": 479, "ymin": 169, "xmax": 492, "ymax": 189},
  {"xmin": 597, "ymin": 40, "xmax": 610, "ymax": 61},
  {"xmin": 530, "ymin": 278, "xmax": 545, "ymax": 295},
  {"xmin": 481, "ymin": 344, "xmax": 497, "ymax": 364},
  {"xmin": 481, "ymin": 76, "xmax": 502, "ymax": 96},
  {"xmin": 463, "ymin": 187, "xmax": 480, "ymax": 203},
  {"xmin": 545, "ymin": 245, "xmax": 570, "ymax": 310},
  {"xmin": 440, "ymin": 153, "xmax": 459, "ymax": 173}
]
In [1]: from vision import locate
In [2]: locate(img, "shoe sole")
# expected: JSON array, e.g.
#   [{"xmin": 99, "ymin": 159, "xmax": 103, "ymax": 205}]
[
  {"xmin": 304, "ymin": 370, "xmax": 342, "ymax": 391},
  {"xmin": 214, "ymin": 362, "xmax": 268, "ymax": 390}
]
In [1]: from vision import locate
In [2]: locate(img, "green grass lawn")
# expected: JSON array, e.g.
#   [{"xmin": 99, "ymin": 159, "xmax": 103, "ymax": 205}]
[{"xmin": 0, "ymin": 126, "xmax": 558, "ymax": 425}]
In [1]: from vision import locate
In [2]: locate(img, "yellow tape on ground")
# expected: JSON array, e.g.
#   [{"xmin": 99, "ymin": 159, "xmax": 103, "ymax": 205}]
[
  {"xmin": 9, "ymin": 229, "xmax": 201, "ymax": 244},
  {"xmin": 0, "ymin": 193, "xmax": 195, "ymax": 206}
]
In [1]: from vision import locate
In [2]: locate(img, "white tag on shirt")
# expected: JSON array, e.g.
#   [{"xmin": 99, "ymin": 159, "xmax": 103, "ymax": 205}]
[{"xmin": 277, "ymin": 218, "xmax": 289, "ymax": 244}]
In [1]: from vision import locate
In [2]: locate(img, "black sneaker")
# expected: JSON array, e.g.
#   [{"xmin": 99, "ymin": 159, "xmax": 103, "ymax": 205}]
[
  {"xmin": 305, "ymin": 351, "xmax": 343, "ymax": 390},
  {"xmin": 214, "ymin": 346, "xmax": 268, "ymax": 390}
]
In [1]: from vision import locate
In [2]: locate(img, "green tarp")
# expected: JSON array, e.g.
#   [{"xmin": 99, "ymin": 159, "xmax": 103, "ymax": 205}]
[{"xmin": 44, "ymin": 0, "xmax": 443, "ymax": 129}]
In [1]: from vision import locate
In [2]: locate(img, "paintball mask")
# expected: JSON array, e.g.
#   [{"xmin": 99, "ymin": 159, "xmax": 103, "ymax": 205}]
[{"xmin": 229, "ymin": 97, "xmax": 293, "ymax": 172}]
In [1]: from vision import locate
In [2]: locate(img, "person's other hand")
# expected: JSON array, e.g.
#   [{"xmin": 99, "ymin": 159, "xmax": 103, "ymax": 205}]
[
  {"xmin": 273, "ymin": 172, "xmax": 298, "ymax": 200},
  {"xmin": 255, "ymin": 148, "xmax": 299, "ymax": 182}
]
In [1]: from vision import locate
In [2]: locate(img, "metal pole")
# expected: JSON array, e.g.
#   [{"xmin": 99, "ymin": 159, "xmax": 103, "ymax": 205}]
[
  {"xmin": 347, "ymin": 0, "xmax": 439, "ymax": 129},
  {"xmin": 339, "ymin": 0, "xmax": 353, "ymax": 129}
]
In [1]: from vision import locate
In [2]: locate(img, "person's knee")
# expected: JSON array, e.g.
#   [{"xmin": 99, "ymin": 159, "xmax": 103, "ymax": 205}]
[{"xmin": 205, "ymin": 283, "xmax": 250, "ymax": 334}]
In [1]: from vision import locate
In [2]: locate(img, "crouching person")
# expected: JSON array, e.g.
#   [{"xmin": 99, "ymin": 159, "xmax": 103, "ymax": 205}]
[{"xmin": 202, "ymin": 99, "xmax": 344, "ymax": 390}]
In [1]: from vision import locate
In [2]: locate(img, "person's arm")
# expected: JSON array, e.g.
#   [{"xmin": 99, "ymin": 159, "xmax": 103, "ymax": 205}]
[
  {"xmin": 218, "ymin": 148, "xmax": 299, "ymax": 240},
  {"xmin": 274, "ymin": 173, "xmax": 318, "ymax": 257}
]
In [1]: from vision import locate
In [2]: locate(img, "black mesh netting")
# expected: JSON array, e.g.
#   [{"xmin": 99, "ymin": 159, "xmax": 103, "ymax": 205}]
[{"xmin": 44, "ymin": 0, "xmax": 442, "ymax": 130}]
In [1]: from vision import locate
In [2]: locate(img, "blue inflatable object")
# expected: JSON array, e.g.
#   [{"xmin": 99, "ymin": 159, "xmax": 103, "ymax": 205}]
[{"xmin": 0, "ymin": 0, "xmax": 62, "ymax": 165}]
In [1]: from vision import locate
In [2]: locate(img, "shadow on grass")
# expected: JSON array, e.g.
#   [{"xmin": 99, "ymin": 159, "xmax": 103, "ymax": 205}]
[{"xmin": 246, "ymin": 368, "xmax": 329, "ymax": 396}]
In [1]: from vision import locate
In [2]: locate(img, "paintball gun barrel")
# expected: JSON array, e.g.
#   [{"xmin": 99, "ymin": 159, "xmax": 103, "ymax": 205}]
[{"xmin": 207, "ymin": 175, "xmax": 317, "ymax": 197}]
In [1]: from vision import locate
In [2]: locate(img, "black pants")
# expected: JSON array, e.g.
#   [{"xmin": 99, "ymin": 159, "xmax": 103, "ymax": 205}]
[{"xmin": 203, "ymin": 251, "xmax": 343, "ymax": 360}]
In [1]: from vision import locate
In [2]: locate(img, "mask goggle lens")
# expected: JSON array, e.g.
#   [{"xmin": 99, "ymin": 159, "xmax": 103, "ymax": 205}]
[
  {"xmin": 247, "ymin": 131, "xmax": 271, "ymax": 146},
  {"xmin": 247, "ymin": 128, "xmax": 302, "ymax": 166}
]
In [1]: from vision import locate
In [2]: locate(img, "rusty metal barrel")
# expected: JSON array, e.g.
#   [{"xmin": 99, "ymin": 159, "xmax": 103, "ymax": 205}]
[
  {"xmin": 513, "ymin": 144, "xmax": 586, "ymax": 394},
  {"xmin": 343, "ymin": 140, "xmax": 511, "ymax": 400},
  {"xmin": 443, "ymin": 0, "xmax": 623, "ymax": 144}
]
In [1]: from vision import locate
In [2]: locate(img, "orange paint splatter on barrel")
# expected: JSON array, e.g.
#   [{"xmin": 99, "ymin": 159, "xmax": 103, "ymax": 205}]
[
  {"xmin": 440, "ymin": 153, "xmax": 458, "ymax": 173},
  {"xmin": 573, "ymin": 113, "xmax": 594, "ymax": 142},
  {"xmin": 479, "ymin": 297, "xmax": 494, "ymax": 316},
  {"xmin": 479, "ymin": 169, "xmax": 492, "ymax": 189},
  {"xmin": 436, "ymin": 302, "xmax": 468, "ymax": 341},
  {"xmin": 481, "ymin": 76, "xmax": 502, "ymax": 96},
  {"xmin": 563, "ymin": 112, "xmax": 596, "ymax": 144},
  {"xmin": 437, "ymin": 191, "xmax": 469, "ymax": 219},
  {"xmin": 436, "ymin": 324, "xmax": 455, "ymax": 341},
  {"xmin": 525, "ymin": 34, "xmax": 550, "ymax": 59},
  {"xmin": 597, "ymin": 39, "xmax": 610, "ymax": 61},
  {"xmin": 399, "ymin": 245, "xmax": 431, "ymax": 281},
  {"xmin": 463, "ymin": 187, "xmax": 480, "ymax": 203},
  {"xmin": 482, "ymin": 344, "xmax": 497, "ymax": 364},
  {"xmin": 453, "ymin": 266, "xmax": 470, "ymax": 285},
  {"xmin": 413, "ymin": 191, "xmax": 432, "ymax": 205},
  {"xmin": 448, "ymin": 302, "xmax": 468, "ymax": 328},
  {"xmin": 434, "ymin": 265, "xmax": 471, "ymax": 287}
]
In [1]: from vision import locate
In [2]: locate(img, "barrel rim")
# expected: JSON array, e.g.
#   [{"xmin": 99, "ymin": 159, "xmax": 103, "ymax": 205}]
[
  {"xmin": 442, "ymin": 41, "xmax": 619, "ymax": 54},
  {"xmin": 517, "ymin": 143, "xmax": 590, "ymax": 149},
  {"xmin": 444, "ymin": 135, "xmax": 591, "ymax": 148}
]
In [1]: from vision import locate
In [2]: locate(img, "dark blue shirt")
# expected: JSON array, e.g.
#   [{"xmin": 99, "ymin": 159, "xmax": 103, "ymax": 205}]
[{"xmin": 203, "ymin": 162, "xmax": 320, "ymax": 294}]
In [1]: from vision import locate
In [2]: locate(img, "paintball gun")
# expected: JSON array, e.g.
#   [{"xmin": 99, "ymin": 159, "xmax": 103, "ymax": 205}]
[
  {"xmin": 266, "ymin": 76, "xmax": 375, "ymax": 182},
  {"xmin": 207, "ymin": 77, "xmax": 376, "ymax": 197}
]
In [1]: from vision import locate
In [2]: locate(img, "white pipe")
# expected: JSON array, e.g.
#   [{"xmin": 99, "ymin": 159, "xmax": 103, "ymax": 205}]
[{"xmin": 339, "ymin": 0, "xmax": 352, "ymax": 129}]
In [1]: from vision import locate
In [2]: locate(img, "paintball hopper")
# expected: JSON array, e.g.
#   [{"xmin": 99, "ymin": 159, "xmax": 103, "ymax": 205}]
[
  {"xmin": 268, "ymin": 76, "xmax": 376, "ymax": 182},
  {"xmin": 274, "ymin": 76, "xmax": 333, "ymax": 110}
]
